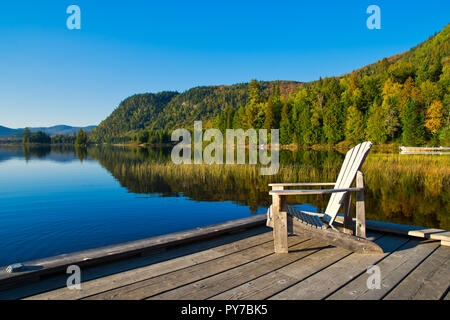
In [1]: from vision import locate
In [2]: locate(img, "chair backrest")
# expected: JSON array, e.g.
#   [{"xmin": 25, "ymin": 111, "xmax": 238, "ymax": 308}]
[{"xmin": 322, "ymin": 141, "xmax": 373, "ymax": 226}]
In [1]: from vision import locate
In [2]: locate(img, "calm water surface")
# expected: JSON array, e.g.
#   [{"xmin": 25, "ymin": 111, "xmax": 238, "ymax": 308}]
[{"xmin": 0, "ymin": 145, "xmax": 448, "ymax": 266}]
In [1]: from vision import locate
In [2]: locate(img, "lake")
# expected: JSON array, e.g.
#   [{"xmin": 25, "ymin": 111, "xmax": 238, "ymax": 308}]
[{"xmin": 0, "ymin": 144, "xmax": 448, "ymax": 266}]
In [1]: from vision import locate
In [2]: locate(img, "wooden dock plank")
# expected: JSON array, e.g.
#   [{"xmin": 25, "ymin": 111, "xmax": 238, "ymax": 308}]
[
  {"xmin": 384, "ymin": 245, "xmax": 450, "ymax": 300},
  {"xmin": 269, "ymin": 234, "xmax": 409, "ymax": 300},
  {"xmin": 210, "ymin": 232, "xmax": 381, "ymax": 300},
  {"xmin": 210, "ymin": 246, "xmax": 350, "ymax": 300},
  {"xmin": 14, "ymin": 219, "xmax": 450, "ymax": 301},
  {"xmin": 25, "ymin": 228, "xmax": 273, "ymax": 300},
  {"xmin": 148, "ymin": 238, "xmax": 322, "ymax": 300},
  {"xmin": 0, "ymin": 214, "xmax": 267, "ymax": 292},
  {"xmin": 362, "ymin": 220, "xmax": 450, "ymax": 243},
  {"xmin": 326, "ymin": 239, "xmax": 440, "ymax": 300},
  {"xmin": 82, "ymin": 235, "xmax": 306, "ymax": 300},
  {"xmin": 2, "ymin": 227, "xmax": 270, "ymax": 300}
]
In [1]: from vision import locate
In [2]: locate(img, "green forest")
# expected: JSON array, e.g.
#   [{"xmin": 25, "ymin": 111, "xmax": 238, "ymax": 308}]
[
  {"xmin": 21, "ymin": 128, "xmax": 88, "ymax": 146},
  {"xmin": 91, "ymin": 24, "xmax": 449, "ymax": 146}
]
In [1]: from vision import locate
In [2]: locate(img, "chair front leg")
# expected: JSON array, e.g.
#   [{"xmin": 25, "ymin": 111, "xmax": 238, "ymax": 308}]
[{"xmin": 272, "ymin": 193, "xmax": 288, "ymax": 253}]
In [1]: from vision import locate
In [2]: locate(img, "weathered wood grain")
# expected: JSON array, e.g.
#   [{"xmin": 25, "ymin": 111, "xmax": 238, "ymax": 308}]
[
  {"xmin": 24, "ymin": 228, "xmax": 273, "ymax": 300},
  {"xmin": 269, "ymin": 188, "xmax": 364, "ymax": 196},
  {"xmin": 363, "ymin": 220, "xmax": 450, "ymax": 242},
  {"xmin": 343, "ymin": 192, "xmax": 353, "ymax": 234},
  {"xmin": 210, "ymin": 245, "xmax": 351, "ymax": 300},
  {"xmin": 269, "ymin": 234, "xmax": 408, "ymax": 300},
  {"xmin": 324, "ymin": 142, "xmax": 372, "ymax": 225},
  {"xmin": 288, "ymin": 215, "xmax": 383, "ymax": 254},
  {"xmin": 269, "ymin": 183, "xmax": 336, "ymax": 187},
  {"xmin": 272, "ymin": 194, "xmax": 288, "ymax": 253},
  {"xmin": 383, "ymin": 245, "xmax": 450, "ymax": 300},
  {"xmin": 2, "ymin": 227, "xmax": 269, "ymax": 300},
  {"xmin": 148, "ymin": 237, "xmax": 317, "ymax": 300},
  {"xmin": 327, "ymin": 239, "xmax": 440, "ymax": 300},
  {"xmin": 82, "ymin": 235, "xmax": 303, "ymax": 300},
  {"xmin": 355, "ymin": 171, "xmax": 366, "ymax": 238},
  {"xmin": 1, "ymin": 214, "xmax": 267, "ymax": 291}
]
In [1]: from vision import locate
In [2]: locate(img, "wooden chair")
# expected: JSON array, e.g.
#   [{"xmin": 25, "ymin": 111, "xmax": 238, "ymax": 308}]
[{"xmin": 266, "ymin": 141, "xmax": 383, "ymax": 254}]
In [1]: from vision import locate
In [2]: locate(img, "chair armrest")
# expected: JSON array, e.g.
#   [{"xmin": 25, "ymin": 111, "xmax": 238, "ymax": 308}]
[
  {"xmin": 269, "ymin": 188, "xmax": 363, "ymax": 196},
  {"xmin": 269, "ymin": 183, "xmax": 336, "ymax": 187}
]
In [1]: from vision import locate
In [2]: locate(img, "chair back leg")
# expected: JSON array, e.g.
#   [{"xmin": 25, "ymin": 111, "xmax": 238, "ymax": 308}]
[
  {"xmin": 355, "ymin": 171, "xmax": 366, "ymax": 238},
  {"xmin": 272, "ymin": 193, "xmax": 288, "ymax": 253}
]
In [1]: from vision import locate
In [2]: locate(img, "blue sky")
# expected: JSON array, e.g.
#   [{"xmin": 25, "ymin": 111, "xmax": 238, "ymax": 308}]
[{"xmin": 0, "ymin": 1, "xmax": 448, "ymax": 128}]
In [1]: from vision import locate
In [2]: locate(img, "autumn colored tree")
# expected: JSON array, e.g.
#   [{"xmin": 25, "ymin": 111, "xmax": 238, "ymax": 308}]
[
  {"xmin": 425, "ymin": 100, "xmax": 444, "ymax": 135},
  {"xmin": 381, "ymin": 78, "xmax": 402, "ymax": 140},
  {"xmin": 399, "ymin": 77, "xmax": 421, "ymax": 115}
]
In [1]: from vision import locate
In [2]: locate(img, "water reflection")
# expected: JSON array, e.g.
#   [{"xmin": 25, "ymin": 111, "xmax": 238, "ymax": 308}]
[{"xmin": 0, "ymin": 144, "xmax": 448, "ymax": 229}]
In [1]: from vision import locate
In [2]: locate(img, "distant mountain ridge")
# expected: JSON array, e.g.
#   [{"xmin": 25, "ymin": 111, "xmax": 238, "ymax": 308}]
[{"xmin": 0, "ymin": 125, "xmax": 96, "ymax": 138}]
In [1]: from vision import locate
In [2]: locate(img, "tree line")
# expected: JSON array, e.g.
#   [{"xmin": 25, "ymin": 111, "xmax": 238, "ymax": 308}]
[
  {"xmin": 212, "ymin": 25, "xmax": 449, "ymax": 146},
  {"xmin": 212, "ymin": 69, "xmax": 448, "ymax": 146},
  {"xmin": 22, "ymin": 128, "xmax": 89, "ymax": 146},
  {"xmin": 91, "ymin": 25, "xmax": 449, "ymax": 147}
]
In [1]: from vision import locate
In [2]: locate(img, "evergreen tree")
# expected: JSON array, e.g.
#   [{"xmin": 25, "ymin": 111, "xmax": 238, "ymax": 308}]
[
  {"xmin": 293, "ymin": 88, "xmax": 314, "ymax": 145},
  {"xmin": 233, "ymin": 106, "xmax": 245, "ymax": 129},
  {"xmin": 263, "ymin": 100, "xmax": 274, "ymax": 130},
  {"xmin": 75, "ymin": 128, "xmax": 88, "ymax": 146},
  {"xmin": 263, "ymin": 82, "xmax": 282, "ymax": 130},
  {"xmin": 401, "ymin": 99, "xmax": 425, "ymax": 145},
  {"xmin": 22, "ymin": 127, "xmax": 30, "ymax": 144},
  {"xmin": 29, "ymin": 131, "xmax": 51, "ymax": 144},
  {"xmin": 322, "ymin": 78, "xmax": 344, "ymax": 144},
  {"xmin": 279, "ymin": 102, "xmax": 293, "ymax": 144},
  {"xmin": 137, "ymin": 130, "xmax": 149, "ymax": 144}
]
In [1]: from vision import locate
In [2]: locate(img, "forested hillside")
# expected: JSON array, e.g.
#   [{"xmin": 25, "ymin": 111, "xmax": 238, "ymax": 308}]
[
  {"xmin": 91, "ymin": 24, "xmax": 449, "ymax": 146},
  {"xmin": 90, "ymin": 81, "xmax": 302, "ymax": 143}
]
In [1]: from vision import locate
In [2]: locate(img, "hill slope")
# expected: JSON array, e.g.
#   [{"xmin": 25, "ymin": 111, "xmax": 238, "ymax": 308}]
[
  {"xmin": 92, "ymin": 24, "xmax": 449, "ymax": 145},
  {"xmin": 90, "ymin": 81, "xmax": 302, "ymax": 142}
]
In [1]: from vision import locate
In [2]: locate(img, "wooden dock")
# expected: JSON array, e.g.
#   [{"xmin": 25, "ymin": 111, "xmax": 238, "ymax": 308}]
[
  {"xmin": 399, "ymin": 146, "xmax": 450, "ymax": 155},
  {"xmin": 0, "ymin": 214, "xmax": 449, "ymax": 300}
]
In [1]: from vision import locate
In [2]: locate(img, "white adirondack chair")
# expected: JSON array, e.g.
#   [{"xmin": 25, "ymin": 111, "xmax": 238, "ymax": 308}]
[{"xmin": 266, "ymin": 141, "xmax": 383, "ymax": 254}]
